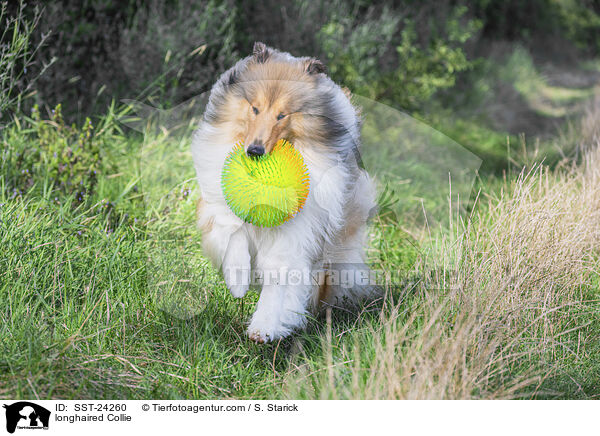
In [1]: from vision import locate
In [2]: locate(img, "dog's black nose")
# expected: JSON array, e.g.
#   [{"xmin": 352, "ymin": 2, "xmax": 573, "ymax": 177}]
[{"xmin": 247, "ymin": 143, "xmax": 265, "ymax": 157}]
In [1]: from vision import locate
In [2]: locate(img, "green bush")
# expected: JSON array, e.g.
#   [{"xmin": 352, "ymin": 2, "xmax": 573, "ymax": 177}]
[
  {"xmin": 2, "ymin": 104, "xmax": 101, "ymax": 204},
  {"xmin": 317, "ymin": 3, "xmax": 481, "ymax": 111},
  {"xmin": 557, "ymin": 0, "xmax": 600, "ymax": 53}
]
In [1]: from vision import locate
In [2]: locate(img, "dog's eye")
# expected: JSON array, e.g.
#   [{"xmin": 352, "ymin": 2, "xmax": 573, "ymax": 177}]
[
  {"xmin": 252, "ymin": 106, "xmax": 259, "ymax": 115},
  {"xmin": 276, "ymin": 113, "xmax": 286, "ymax": 121}
]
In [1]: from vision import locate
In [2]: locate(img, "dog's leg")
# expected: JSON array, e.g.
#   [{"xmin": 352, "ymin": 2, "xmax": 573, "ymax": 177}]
[
  {"xmin": 321, "ymin": 246, "xmax": 378, "ymax": 307},
  {"xmin": 221, "ymin": 227, "xmax": 251, "ymax": 298},
  {"xmin": 320, "ymin": 171, "xmax": 379, "ymax": 307},
  {"xmin": 247, "ymin": 255, "xmax": 313, "ymax": 343},
  {"xmin": 202, "ymin": 220, "xmax": 251, "ymax": 298},
  {"xmin": 198, "ymin": 199, "xmax": 251, "ymax": 298}
]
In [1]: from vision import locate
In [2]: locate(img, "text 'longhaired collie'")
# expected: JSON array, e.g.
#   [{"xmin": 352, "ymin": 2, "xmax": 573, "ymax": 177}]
[{"xmin": 192, "ymin": 42, "xmax": 378, "ymax": 343}]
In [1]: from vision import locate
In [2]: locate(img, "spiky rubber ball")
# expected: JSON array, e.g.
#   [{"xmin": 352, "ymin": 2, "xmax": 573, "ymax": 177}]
[{"xmin": 221, "ymin": 139, "xmax": 310, "ymax": 227}]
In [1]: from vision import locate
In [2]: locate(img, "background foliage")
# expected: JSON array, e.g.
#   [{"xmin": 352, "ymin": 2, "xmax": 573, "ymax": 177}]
[{"xmin": 3, "ymin": 0, "xmax": 597, "ymax": 121}]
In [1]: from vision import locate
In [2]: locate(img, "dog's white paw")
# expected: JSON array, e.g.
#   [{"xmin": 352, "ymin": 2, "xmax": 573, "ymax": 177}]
[
  {"xmin": 221, "ymin": 231, "xmax": 251, "ymax": 299},
  {"xmin": 247, "ymin": 316, "xmax": 289, "ymax": 343},
  {"xmin": 222, "ymin": 264, "xmax": 250, "ymax": 298},
  {"xmin": 225, "ymin": 271, "xmax": 249, "ymax": 298},
  {"xmin": 228, "ymin": 281, "xmax": 249, "ymax": 299}
]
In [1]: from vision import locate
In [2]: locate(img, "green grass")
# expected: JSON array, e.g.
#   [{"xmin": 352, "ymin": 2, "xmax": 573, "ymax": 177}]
[
  {"xmin": 0, "ymin": 181, "xmax": 412, "ymax": 399},
  {"xmin": 0, "ymin": 162, "xmax": 293, "ymax": 399}
]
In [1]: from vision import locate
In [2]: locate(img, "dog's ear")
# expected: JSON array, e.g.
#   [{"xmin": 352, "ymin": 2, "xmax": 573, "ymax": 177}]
[
  {"xmin": 226, "ymin": 68, "xmax": 238, "ymax": 86},
  {"xmin": 253, "ymin": 42, "xmax": 270, "ymax": 63},
  {"xmin": 305, "ymin": 58, "xmax": 326, "ymax": 75}
]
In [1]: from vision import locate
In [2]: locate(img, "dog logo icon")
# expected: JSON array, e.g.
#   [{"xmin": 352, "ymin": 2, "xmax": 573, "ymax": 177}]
[{"xmin": 2, "ymin": 402, "xmax": 50, "ymax": 433}]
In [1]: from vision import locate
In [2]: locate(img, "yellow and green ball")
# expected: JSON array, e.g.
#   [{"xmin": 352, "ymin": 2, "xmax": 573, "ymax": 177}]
[{"xmin": 221, "ymin": 139, "xmax": 310, "ymax": 227}]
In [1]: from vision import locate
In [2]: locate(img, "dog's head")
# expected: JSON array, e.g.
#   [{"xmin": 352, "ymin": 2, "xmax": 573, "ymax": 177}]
[{"xmin": 212, "ymin": 42, "xmax": 333, "ymax": 156}]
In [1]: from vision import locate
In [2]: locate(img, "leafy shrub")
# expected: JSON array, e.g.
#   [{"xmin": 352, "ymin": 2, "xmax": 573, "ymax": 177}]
[
  {"xmin": 2, "ymin": 104, "xmax": 101, "ymax": 204},
  {"xmin": 557, "ymin": 0, "xmax": 600, "ymax": 53},
  {"xmin": 318, "ymin": 8, "xmax": 400, "ymax": 99},
  {"xmin": 384, "ymin": 6, "xmax": 481, "ymax": 109},
  {"xmin": 315, "ymin": 2, "xmax": 481, "ymax": 111}
]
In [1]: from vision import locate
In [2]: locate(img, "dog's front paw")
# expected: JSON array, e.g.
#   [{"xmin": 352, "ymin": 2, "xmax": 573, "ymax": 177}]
[
  {"xmin": 222, "ymin": 264, "xmax": 250, "ymax": 298},
  {"xmin": 225, "ymin": 272, "xmax": 249, "ymax": 298},
  {"xmin": 247, "ymin": 316, "xmax": 289, "ymax": 343},
  {"xmin": 228, "ymin": 281, "xmax": 249, "ymax": 299},
  {"xmin": 221, "ymin": 230, "xmax": 251, "ymax": 298}
]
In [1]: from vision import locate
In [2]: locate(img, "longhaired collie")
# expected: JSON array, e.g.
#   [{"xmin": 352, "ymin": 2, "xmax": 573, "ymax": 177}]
[{"xmin": 192, "ymin": 42, "xmax": 378, "ymax": 342}]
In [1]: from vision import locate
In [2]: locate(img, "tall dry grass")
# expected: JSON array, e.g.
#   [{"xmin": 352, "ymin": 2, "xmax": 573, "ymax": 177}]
[{"xmin": 286, "ymin": 111, "xmax": 600, "ymax": 399}]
